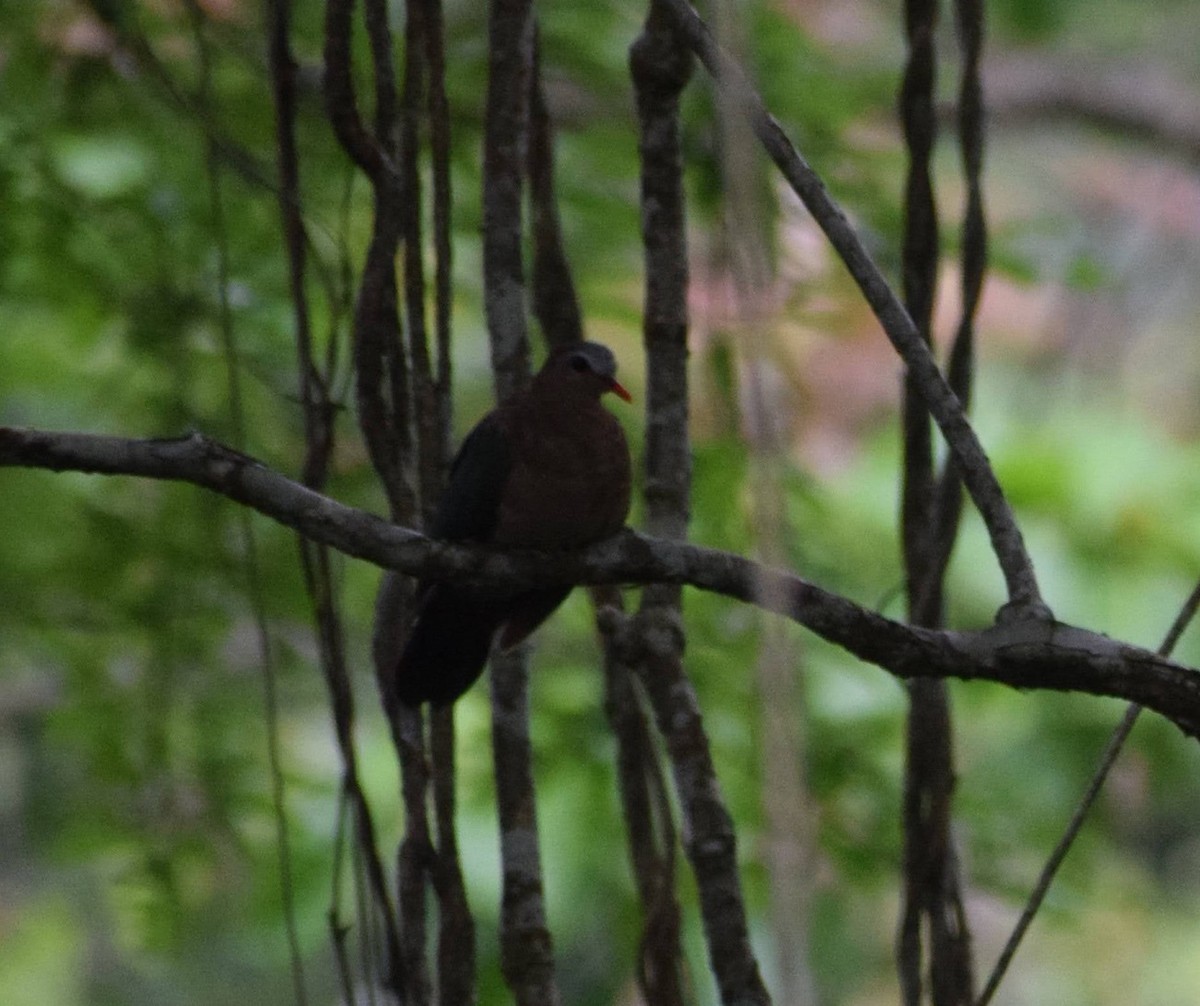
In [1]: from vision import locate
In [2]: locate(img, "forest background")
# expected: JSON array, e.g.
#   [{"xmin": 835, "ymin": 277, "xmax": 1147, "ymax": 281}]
[{"xmin": 4, "ymin": 0, "xmax": 1200, "ymax": 1004}]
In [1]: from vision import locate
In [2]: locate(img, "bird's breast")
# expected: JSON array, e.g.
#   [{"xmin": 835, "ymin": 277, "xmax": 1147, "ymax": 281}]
[{"xmin": 493, "ymin": 407, "xmax": 631, "ymax": 549}]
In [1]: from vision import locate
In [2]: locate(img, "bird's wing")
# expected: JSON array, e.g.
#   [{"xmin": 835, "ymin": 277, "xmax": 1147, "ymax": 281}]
[{"xmin": 431, "ymin": 412, "xmax": 512, "ymax": 542}]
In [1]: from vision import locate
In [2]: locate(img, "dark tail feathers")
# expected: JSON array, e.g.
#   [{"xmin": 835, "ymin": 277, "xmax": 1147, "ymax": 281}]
[{"xmin": 393, "ymin": 587, "xmax": 500, "ymax": 707}]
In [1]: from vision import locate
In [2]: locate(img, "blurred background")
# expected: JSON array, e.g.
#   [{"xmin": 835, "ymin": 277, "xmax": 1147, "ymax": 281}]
[{"xmin": 3, "ymin": 0, "xmax": 1200, "ymax": 1003}]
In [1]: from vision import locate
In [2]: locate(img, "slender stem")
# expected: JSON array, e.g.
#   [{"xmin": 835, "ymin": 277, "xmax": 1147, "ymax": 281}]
[
  {"xmin": 895, "ymin": 0, "xmax": 976, "ymax": 1000},
  {"xmin": 186, "ymin": 5, "xmax": 308, "ymax": 1000},
  {"xmin": 976, "ymin": 578, "xmax": 1200, "ymax": 1006}
]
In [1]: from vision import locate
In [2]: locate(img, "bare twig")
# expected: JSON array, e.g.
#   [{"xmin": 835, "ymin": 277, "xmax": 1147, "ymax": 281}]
[
  {"xmin": 371, "ymin": 576, "xmax": 430, "ymax": 1000},
  {"xmin": 186, "ymin": 6, "xmax": 309, "ymax": 1000},
  {"xmin": 631, "ymin": 617, "xmax": 771, "ymax": 1006},
  {"xmin": 265, "ymin": 0, "xmax": 335, "ymax": 489},
  {"xmin": 400, "ymin": 0, "xmax": 443, "ymax": 529},
  {"xmin": 898, "ymin": 0, "xmax": 939, "ymax": 617},
  {"xmin": 324, "ymin": 0, "xmax": 414, "ymax": 520},
  {"xmin": 323, "ymin": 0, "xmax": 389, "ymax": 181},
  {"xmin": 328, "ymin": 790, "xmax": 359, "ymax": 1006},
  {"xmin": 400, "ymin": 1, "xmax": 475, "ymax": 996},
  {"xmin": 488, "ymin": 648, "xmax": 562, "ymax": 1006},
  {"xmin": 423, "ymin": 0, "xmax": 455, "ymax": 426},
  {"xmin": 430, "ymin": 706, "xmax": 475, "ymax": 1006},
  {"xmin": 923, "ymin": 0, "xmax": 988, "ymax": 610},
  {"xmin": 395, "ymin": 706, "xmax": 434, "ymax": 1006},
  {"xmin": 975, "ymin": 579, "xmax": 1200, "ymax": 1006},
  {"xmin": 260, "ymin": 14, "xmax": 410, "ymax": 1001},
  {"xmin": 323, "ymin": 3, "xmax": 434, "ymax": 999}
]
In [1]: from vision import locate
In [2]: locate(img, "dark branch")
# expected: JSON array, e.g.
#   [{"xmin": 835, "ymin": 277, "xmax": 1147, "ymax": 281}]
[
  {"xmin": 482, "ymin": 0, "xmax": 536, "ymax": 398},
  {"xmin": 896, "ymin": 0, "xmax": 975, "ymax": 1001},
  {"xmin": 5, "ymin": 427, "xmax": 1200, "ymax": 741},
  {"xmin": 323, "ymin": 0, "xmax": 389, "ymax": 181},
  {"xmin": 619, "ymin": 6, "xmax": 695, "ymax": 1004},
  {"xmin": 975, "ymin": 579, "xmax": 1200, "ymax": 1006},
  {"xmin": 480, "ymin": 4, "xmax": 560, "ymax": 1003}
]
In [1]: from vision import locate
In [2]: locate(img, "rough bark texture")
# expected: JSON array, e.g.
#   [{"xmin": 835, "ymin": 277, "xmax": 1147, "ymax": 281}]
[
  {"xmin": 6, "ymin": 428, "xmax": 1200, "ymax": 741},
  {"xmin": 617, "ymin": 6, "xmax": 698, "ymax": 1004},
  {"xmin": 483, "ymin": 0, "xmax": 535, "ymax": 400}
]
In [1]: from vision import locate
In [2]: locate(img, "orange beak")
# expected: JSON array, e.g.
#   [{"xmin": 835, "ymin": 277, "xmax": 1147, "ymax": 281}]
[{"xmin": 609, "ymin": 379, "xmax": 633, "ymax": 403}]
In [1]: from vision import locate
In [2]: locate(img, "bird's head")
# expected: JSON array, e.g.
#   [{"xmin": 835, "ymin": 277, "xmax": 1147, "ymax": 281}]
[{"xmin": 538, "ymin": 341, "xmax": 633, "ymax": 403}]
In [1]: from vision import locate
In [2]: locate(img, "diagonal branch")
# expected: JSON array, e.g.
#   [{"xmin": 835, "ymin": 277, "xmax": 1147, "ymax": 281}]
[
  {"xmin": 6, "ymin": 427, "xmax": 1200, "ymax": 742},
  {"xmin": 654, "ymin": 0, "xmax": 1042, "ymax": 614}
]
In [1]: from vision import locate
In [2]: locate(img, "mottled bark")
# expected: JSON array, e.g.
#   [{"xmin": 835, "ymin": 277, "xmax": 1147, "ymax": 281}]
[{"xmin": 618, "ymin": 6, "xmax": 697, "ymax": 1003}]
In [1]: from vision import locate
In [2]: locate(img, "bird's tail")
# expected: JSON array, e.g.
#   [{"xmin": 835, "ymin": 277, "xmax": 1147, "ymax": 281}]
[{"xmin": 392, "ymin": 586, "xmax": 500, "ymax": 708}]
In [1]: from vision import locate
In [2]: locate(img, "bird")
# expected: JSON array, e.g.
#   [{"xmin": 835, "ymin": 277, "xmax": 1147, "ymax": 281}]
[{"xmin": 392, "ymin": 341, "xmax": 633, "ymax": 707}]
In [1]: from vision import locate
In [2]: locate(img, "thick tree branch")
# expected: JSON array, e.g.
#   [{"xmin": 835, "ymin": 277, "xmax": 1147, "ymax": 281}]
[
  {"xmin": 634, "ymin": 6, "xmax": 771, "ymax": 1002},
  {"xmin": 5, "ymin": 426, "xmax": 1200, "ymax": 739}
]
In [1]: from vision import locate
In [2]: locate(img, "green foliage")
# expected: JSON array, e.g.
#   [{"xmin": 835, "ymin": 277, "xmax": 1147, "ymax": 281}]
[{"xmin": 991, "ymin": 0, "xmax": 1068, "ymax": 42}]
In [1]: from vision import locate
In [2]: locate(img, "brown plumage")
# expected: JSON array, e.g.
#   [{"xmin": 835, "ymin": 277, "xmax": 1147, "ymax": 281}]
[{"xmin": 393, "ymin": 341, "xmax": 632, "ymax": 707}]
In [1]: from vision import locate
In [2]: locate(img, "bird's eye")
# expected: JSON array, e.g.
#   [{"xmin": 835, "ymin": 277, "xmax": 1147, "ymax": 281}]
[{"xmin": 569, "ymin": 354, "xmax": 590, "ymax": 373}]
